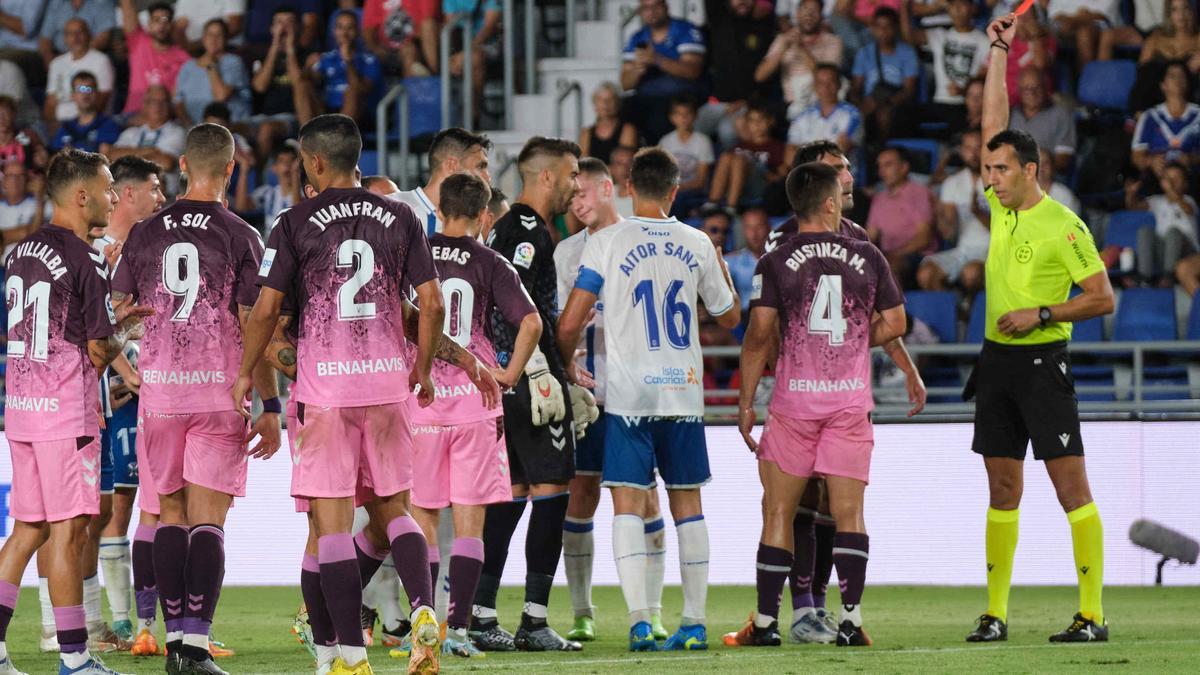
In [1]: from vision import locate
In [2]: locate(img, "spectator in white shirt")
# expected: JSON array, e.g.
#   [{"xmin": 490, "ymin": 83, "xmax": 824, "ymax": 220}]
[
  {"xmin": 44, "ymin": 19, "xmax": 114, "ymax": 125},
  {"xmin": 1047, "ymin": 0, "xmax": 1122, "ymax": 69},
  {"xmin": 918, "ymin": 129, "xmax": 988, "ymax": 293},
  {"xmin": 786, "ymin": 63, "xmax": 863, "ymax": 154},
  {"xmin": 173, "ymin": 0, "xmax": 246, "ymax": 50},
  {"xmin": 235, "ymin": 141, "xmax": 300, "ymax": 237},
  {"xmin": 659, "ymin": 93, "xmax": 714, "ymax": 216},
  {"xmin": 901, "ymin": 0, "xmax": 990, "ymax": 133},
  {"xmin": 109, "ymin": 85, "xmax": 186, "ymax": 195},
  {"xmin": 1127, "ymin": 161, "xmax": 1198, "ymax": 281}
]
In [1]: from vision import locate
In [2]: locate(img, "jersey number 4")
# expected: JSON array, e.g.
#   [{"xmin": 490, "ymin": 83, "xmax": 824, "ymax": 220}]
[
  {"xmin": 633, "ymin": 278, "xmax": 692, "ymax": 350},
  {"xmin": 808, "ymin": 274, "xmax": 847, "ymax": 346}
]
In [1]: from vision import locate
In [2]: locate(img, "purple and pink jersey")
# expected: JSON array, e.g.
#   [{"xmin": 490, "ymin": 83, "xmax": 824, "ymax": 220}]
[
  {"xmin": 410, "ymin": 234, "xmax": 536, "ymax": 425},
  {"xmin": 765, "ymin": 215, "xmax": 869, "ymax": 253},
  {"xmin": 751, "ymin": 231, "xmax": 903, "ymax": 420},
  {"xmin": 259, "ymin": 187, "xmax": 437, "ymax": 407},
  {"xmin": 111, "ymin": 200, "xmax": 263, "ymax": 414},
  {"xmin": 4, "ymin": 224, "xmax": 115, "ymax": 441}
]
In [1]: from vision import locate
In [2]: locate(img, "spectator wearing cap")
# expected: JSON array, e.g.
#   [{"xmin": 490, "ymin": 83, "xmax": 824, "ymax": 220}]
[
  {"xmin": 698, "ymin": 0, "xmax": 775, "ymax": 150},
  {"xmin": 756, "ymin": 0, "xmax": 843, "ymax": 119},
  {"xmin": 1009, "ymin": 65, "xmax": 1076, "ymax": 174},
  {"xmin": 119, "ymin": 0, "xmax": 190, "ymax": 119},
  {"xmin": 50, "ymin": 71, "xmax": 122, "ymax": 154},
  {"xmin": 363, "ymin": 0, "xmax": 440, "ymax": 77},
  {"xmin": 44, "ymin": 19, "xmax": 114, "ymax": 125},
  {"xmin": 172, "ymin": 0, "xmax": 246, "ymax": 51},
  {"xmin": 174, "ymin": 19, "xmax": 250, "ymax": 127},
  {"xmin": 39, "ymin": 0, "xmax": 116, "ymax": 66},
  {"xmin": 867, "ymin": 146, "xmax": 935, "ymax": 284},
  {"xmin": 305, "ymin": 10, "xmax": 383, "ymax": 127},
  {"xmin": 849, "ymin": 7, "xmax": 919, "ymax": 140},
  {"xmin": 620, "ymin": 0, "xmax": 706, "ymax": 144}
]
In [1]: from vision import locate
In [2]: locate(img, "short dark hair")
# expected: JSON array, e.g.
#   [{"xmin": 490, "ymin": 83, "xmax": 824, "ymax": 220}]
[
  {"xmin": 517, "ymin": 136, "xmax": 581, "ymax": 177},
  {"xmin": 439, "ymin": 173, "xmax": 492, "ymax": 220},
  {"xmin": 873, "ymin": 6, "xmax": 900, "ymax": 24},
  {"xmin": 272, "ymin": 7, "xmax": 299, "ymax": 20},
  {"xmin": 669, "ymin": 93, "xmax": 699, "ymax": 113},
  {"xmin": 745, "ymin": 103, "xmax": 774, "ymax": 121},
  {"xmin": 986, "ymin": 129, "xmax": 1040, "ymax": 169},
  {"xmin": 429, "ymin": 128, "xmax": 492, "ymax": 170},
  {"xmin": 202, "ymin": 101, "xmax": 232, "ymax": 121},
  {"xmin": 786, "ymin": 162, "xmax": 841, "ymax": 221},
  {"xmin": 273, "ymin": 141, "xmax": 300, "ymax": 163},
  {"xmin": 487, "ymin": 187, "xmax": 508, "ymax": 213},
  {"xmin": 46, "ymin": 147, "xmax": 109, "ymax": 205},
  {"xmin": 577, "ymin": 156, "xmax": 611, "ymax": 180},
  {"xmin": 71, "ymin": 70, "xmax": 97, "ymax": 86},
  {"xmin": 814, "ymin": 62, "xmax": 840, "ymax": 81},
  {"xmin": 298, "ymin": 114, "xmax": 362, "ymax": 174},
  {"xmin": 881, "ymin": 145, "xmax": 911, "ymax": 166},
  {"xmin": 203, "ymin": 18, "xmax": 230, "ymax": 38},
  {"xmin": 630, "ymin": 147, "xmax": 680, "ymax": 201},
  {"xmin": 184, "ymin": 123, "xmax": 235, "ymax": 177},
  {"xmin": 148, "ymin": 2, "xmax": 174, "ymax": 20},
  {"xmin": 110, "ymin": 156, "xmax": 161, "ymax": 186},
  {"xmin": 791, "ymin": 140, "xmax": 844, "ymax": 169}
]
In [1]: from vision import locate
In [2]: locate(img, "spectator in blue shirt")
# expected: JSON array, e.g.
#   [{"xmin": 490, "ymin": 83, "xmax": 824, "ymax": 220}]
[
  {"xmin": 619, "ymin": 0, "xmax": 707, "ymax": 144},
  {"xmin": 306, "ymin": 10, "xmax": 383, "ymax": 128},
  {"xmin": 724, "ymin": 206, "xmax": 770, "ymax": 312},
  {"xmin": 849, "ymin": 7, "xmax": 919, "ymax": 140},
  {"xmin": 0, "ymin": 0, "xmax": 47, "ymax": 86},
  {"xmin": 38, "ymin": 0, "xmax": 116, "ymax": 65},
  {"xmin": 173, "ymin": 18, "xmax": 250, "ymax": 126},
  {"xmin": 1132, "ymin": 61, "xmax": 1200, "ymax": 177},
  {"xmin": 50, "ymin": 71, "xmax": 123, "ymax": 154}
]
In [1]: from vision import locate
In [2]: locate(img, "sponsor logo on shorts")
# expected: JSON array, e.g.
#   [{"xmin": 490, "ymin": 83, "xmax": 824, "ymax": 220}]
[{"xmin": 411, "ymin": 424, "xmax": 451, "ymax": 435}]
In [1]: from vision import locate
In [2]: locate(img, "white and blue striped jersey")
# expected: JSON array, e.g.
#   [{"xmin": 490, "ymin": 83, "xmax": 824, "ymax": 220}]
[
  {"xmin": 388, "ymin": 186, "xmax": 441, "ymax": 237},
  {"xmin": 555, "ymin": 227, "xmax": 607, "ymax": 404},
  {"xmin": 575, "ymin": 216, "xmax": 734, "ymax": 417}
]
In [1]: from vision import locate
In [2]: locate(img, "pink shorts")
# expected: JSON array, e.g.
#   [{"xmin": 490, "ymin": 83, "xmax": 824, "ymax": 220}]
[
  {"xmin": 291, "ymin": 402, "xmax": 414, "ymax": 501},
  {"xmin": 133, "ymin": 426, "xmax": 160, "ymax": 515},
  {"xmin": 411, "ymin": 417, "xmax": 511, "ymax": 509},
  {"xmin": 759, "ymin": 409, "xmax": 874, "ymax": 484},
  {"xmin": 9, "ymin": 437, "xmax": 101, "ymax": 522},
  {"xmin": 140, "ymin": 410, "xmax": 250, "ymax": 497}
]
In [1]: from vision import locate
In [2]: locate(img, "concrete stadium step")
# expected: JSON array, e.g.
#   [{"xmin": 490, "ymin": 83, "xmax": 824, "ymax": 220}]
[{"xmin": 573, "ymin": 20, "xmax": 623, "ymax": 60}]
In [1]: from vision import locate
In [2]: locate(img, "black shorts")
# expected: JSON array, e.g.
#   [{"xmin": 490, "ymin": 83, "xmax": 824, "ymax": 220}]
[
  {"xmin": 967, "ymin": 340, "xmax": 1084, "ymax": 461},
  {"xmin": 502, "ymin": 372, "xmax": 576, "ymax": 486}
]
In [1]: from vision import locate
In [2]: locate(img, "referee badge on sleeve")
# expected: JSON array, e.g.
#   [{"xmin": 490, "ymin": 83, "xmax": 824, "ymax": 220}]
[
  {"xmin": 513, "ymin": 242, "xmax": 535, "ymax": 269},
  {"xmin": 751, "ymin": 273, "xmax": 763, "ymax": 301}
]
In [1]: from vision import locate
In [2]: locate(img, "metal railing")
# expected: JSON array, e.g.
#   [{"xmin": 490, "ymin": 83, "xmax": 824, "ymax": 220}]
[
  {"xmin": 440, "ymin": 17, "xmax": 474, "ymax": 130},
  {"xmin": 375, "ymin": 83, "xmax": 411, "ymax": 189},
  {"xmin": 699, "ymin": 341, "xmax": 1200, "ymax": 423},
  {"xmin": 565, "ymin": 0, "xmax": 577, "ymax": 58},
  {"xmin": 525, "ymin": 0, "xmax": 537, "ymax": 96},
  {"xmin": 555, "ymin": 79, "xmax": 583, "ymax": 138},
  {"xmin": 502, "ymin": 0, "xmax": 515, "ymax": 128}
]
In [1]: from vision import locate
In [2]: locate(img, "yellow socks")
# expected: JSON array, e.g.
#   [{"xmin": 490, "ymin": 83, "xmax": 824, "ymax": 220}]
[
  {"xmin": 1067, "ymin": 502, "xmax": 1104, "ymax": 624},
  {"xmin": 985, "ymin": 507, "xmax": 1019, "ymax": 622}
]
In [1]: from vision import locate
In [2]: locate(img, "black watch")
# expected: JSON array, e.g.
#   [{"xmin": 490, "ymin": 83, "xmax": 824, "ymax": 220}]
[{"xmin": 1038, "ymin": 306, "xmax": 1052, "ymax": 327}]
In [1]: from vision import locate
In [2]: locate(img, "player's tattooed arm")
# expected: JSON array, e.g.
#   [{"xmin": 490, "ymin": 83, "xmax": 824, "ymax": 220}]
[
  {"xmin": 263, "ymin": 315, "xmax": 298, "ymax": 380},
  {"xmin": 89, "ymin": 293, "xmax": 154, "ymax": 369},
  {"xmin": 401, "ymin": 297, "xmax": 474, "ymax": 368}
]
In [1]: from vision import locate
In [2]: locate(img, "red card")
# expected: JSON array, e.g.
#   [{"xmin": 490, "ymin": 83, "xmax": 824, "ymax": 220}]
[{"xmin": 1015, "ymin": 0, "xmax": 1037, "ymax": 16}]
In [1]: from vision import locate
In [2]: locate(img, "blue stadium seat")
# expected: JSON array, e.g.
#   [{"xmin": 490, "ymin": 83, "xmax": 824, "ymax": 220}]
[
  {"xmin": 965, "ymin": 293, "xmax": 986, "ymax": 343},
  {"xmin": 768, "ymin": 216, "xmax": 790, "ymax": 229},
  {"xmin": 1113, "ymin": 288, "xmax": 1177, "ymax": 341},
  {"xmin": 1077, "ymin": 60, "xmax": 1137, "ymax": 111},
  {"xmin": 905, "ymin": 291, "xmax": 958, "ymax": 343},
  {"xmin": 358, "ymin": 150, "xmax": 379, "ymax": 177},
  {"xmin": 886, "ymin": 139, "xmax": 940, "ymax": 176},
  {"xmin": 1187, "ymin": 291, "xmax": 1200, "ymax": 340},
  {"xmin": 1104, "ymin": 210, "xmax": 1155, "ymax": 249}
]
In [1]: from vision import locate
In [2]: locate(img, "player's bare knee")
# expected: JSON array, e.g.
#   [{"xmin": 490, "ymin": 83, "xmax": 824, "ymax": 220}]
[{"xmin": 667, "ymin": 489, "xmax": 702, "ymax": 522}]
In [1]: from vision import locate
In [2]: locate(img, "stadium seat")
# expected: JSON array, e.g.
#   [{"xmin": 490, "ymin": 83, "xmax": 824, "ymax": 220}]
[
  {"xmin": 1112, "ymin": 288, "xmax": 1177, "ymax": 341},
  {"xmin": 1104, "ymin": 210, "xmax": 1155, "ymax": 250},
  {"xmin": 904, "ymin": 291, "xmax": 958, "ymax": 343},
  {"xmin": 965, "ymin": 293, "xmax": 986, "ymax": 343},
  {"xmin": 1077, "ymin": 60, "xmax": 1137, "ymax": 111},
  {"xmin": 358, "ymin": 150, "xmax": 379, "ymax": 177},
  {"xmin": 1187, "ymin": 292, "xmax": 1200, "ymax": 340}
]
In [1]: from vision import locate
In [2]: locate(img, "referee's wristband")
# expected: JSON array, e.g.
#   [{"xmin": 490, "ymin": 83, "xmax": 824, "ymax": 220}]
[{"xmin": 261, "ymin": 397, "xmax": 282, "ymax": 414}]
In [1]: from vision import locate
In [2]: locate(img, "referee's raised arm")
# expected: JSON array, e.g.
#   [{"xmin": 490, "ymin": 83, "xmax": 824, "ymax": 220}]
[{"xmin": 982, "ymin": 14, "xmax": 1018, "ymax": 146}]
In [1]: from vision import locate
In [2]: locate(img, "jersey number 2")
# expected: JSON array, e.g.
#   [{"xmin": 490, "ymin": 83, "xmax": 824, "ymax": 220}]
[
  {"xmin": 6, "ymin": 277, "xmax": 50, "ymax": 361},
  {"xmin": 633, "ymin": 279, "xmax": 691, "ymax": 350},
  {"xmin": 337, "ymin": 239, "xmax": 377, "ymax": 320},
  {"xmin": 808, "ymin": 274, "xmax": 847, "ymax": 346}
]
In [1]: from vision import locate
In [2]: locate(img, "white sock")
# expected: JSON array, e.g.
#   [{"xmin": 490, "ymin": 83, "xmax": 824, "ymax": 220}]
[
  {"xmin": 841, "ymin": 603, "xmax": 862, "ymax": 627},
  {"xmin": 38, "ymin": 577, "xmax": 55, "ymax": 634},
  {"xmin": 340, "ymin": 644, "xmax": 367, "ymax": 665},
  {"xmin": 373, "ymin": 561, "xmax": 405, "ymax": 631},
  {"xmin": 61, "ymin": 649, "xmax": 91, "ymax": 669},
  {"xmin": 472, "ymin": 604, "xmax": 497, "ymax": 620},
  {"xmin": 562, "ymin": 516, "xmax": 595, "ymax": 618},
  {"xmin": 315, "ymin": 644, "xmax": 338, "ymax": 668},
  {"xmin": 613, "ymin": 514, "xmax": 650, "ymax": 626},
  {"xmin": 644, "ymin": 517, "xmax": 666, "ymax": 615},
  {"xmin": 99, "ymin": 536, "xmax": 132, "ymax": 623},
  {"xmin": 182, "ymin": 632, "xmax": 208, "ymax": 650},
  {"xmin": 0, "ymin": 641, "xmax": 7, "ymax": 660},
  {"xmin": 676, "ymin": 516, "xmax": 709, "ymax": 626},
  {"xmin": 83, "ymin": 575, "xmax": 102, "ymax": 628},
  {"xmin": 166, "ymin": 630, "xmax": 183, "ymax": 645},
  {"xmin": 522, "ymin": 602, "xmax": 548, "ymax": 620}
]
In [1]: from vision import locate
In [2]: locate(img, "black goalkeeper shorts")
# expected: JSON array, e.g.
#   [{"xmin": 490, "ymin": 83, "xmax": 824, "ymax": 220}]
[{"xmin": 501, "ymin": 372, "xmax": 576, "ymax": 486}]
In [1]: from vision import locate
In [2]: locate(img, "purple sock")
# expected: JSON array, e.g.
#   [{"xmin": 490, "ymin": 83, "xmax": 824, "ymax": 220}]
[
  {"xmin": 428, "ymin": 544, "xmax": 440, "ymax": 604},
  {"xmin": 790, "ymin": 511, "xmax": 816, "ymax": 610},
  {"xmin": 832, "ymin": 532, "xmax": 869, "ymax": 606},
  {"xmin": 353, "ymin": 530, "xmax": 387, "ymax": 588},
  {"xmin": 182, "ymin": 524, "xmax": 224, "ymax": 652},
  {"xmin": 387, "ymin": 516, "xmax": 431, "ymax": 612},
  {"xmin": 54, "ymin": 605, "xmax": 88, "ymax": 655},
  {"xmin": 319, "ymin": 533, "xmax": 364, "ymax": 647},
  {"xmin": 133, "ymin": 524, "xmax": 158, "ymax": 622},
  {"xmin": 813, "ymin": 520, "xmax": 836, "ymax": 608},
  {"xmin": 0, "ymin": 580, "xmax": 18, "ymax": 641},
  {"xmin": 447, "ymin": 538, "xmax": 484, "ymax": 630},
  {"xmin": 756, "ymin": 543, "xmax": 793, "ymax": 622},
  {"xmin": 154, "ymin": 524, "xmax": 190, "ymax": 638},
  {"xmin": 301, "ymin": 554, "xmax": 335, "ymax": 646}
]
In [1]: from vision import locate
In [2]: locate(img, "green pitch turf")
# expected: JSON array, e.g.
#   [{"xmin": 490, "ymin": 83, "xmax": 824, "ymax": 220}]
[{"xmin": 6, "ymin": 585, "xmax": 1198, "ymax": 673}]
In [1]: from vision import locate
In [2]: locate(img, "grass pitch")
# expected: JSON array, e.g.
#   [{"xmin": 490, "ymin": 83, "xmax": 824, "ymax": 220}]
[{"xmin": 6, "ymin": 585, "xmax": 1199, "ymax": 673}]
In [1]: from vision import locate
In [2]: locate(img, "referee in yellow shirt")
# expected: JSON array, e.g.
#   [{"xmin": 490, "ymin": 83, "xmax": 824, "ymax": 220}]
[{"xmin": 965, "ymin": 13, "xmax": 1116, "ymax": 644}]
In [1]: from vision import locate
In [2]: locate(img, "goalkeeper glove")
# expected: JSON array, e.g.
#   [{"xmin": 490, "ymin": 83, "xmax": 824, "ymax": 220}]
[
  {"xmin": 569, "ymin": 384, "xmax": 599, "ymax": 441},
  {"xmin": 524, "ymin": 347, "xmax": 566, "ymax": 426}
]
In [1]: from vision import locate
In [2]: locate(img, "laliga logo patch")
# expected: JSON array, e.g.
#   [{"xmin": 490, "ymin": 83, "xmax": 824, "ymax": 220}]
[
  {"xmin": 1015, "ymin": 244, "xmax": 1033, "ymax": 264},
  {"xmin": 513, "ymin": 242, "xmax": 535, "ymax": 269}
]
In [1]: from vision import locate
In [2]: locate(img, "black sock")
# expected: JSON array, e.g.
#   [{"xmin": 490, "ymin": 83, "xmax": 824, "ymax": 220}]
[
  {"xmin": 480, "ymin": 500, "xmax": 527, "ymax": 582},
  {"xmin": 180, "ymin": 644, "xmax": 209, "ymax": 661},
  {"xmin": 525, "ymin": 493, "xmax": 569, "ymax": 580}
]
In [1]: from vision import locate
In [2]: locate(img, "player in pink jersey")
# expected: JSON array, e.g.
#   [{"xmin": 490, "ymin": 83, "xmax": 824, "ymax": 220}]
[
  {"xmin": 0, "ymin": 148, "xmax": 153, "ymax": 675},
  {"xmin": 110, "ymin": 124, "xmax": 280, "ymax": 675},
  {"xmin": 732, "ymin": 162, "xmax": 907, "ymax": 649},
  {"xmin": 409, "ymin": 173, "xmax": 542, "ymax": 658},
  {"xmin": 236, "ymin": 114, "xmax": 499, "ymax": 675}
]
